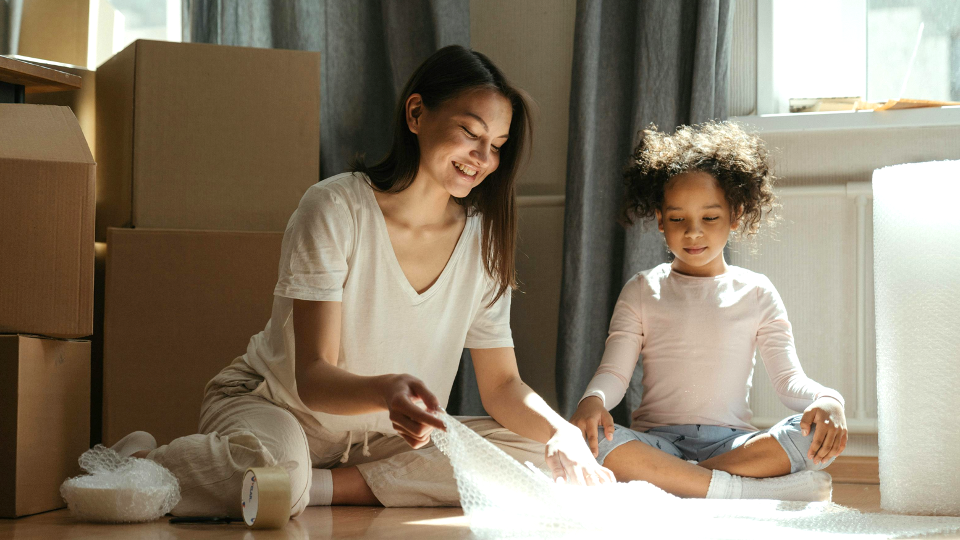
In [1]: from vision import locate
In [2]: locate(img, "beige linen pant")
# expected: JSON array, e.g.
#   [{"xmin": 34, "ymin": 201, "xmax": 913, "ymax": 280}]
[{"xmin": 148, "ymin": 358, "xmax": 547, "ymax": 518}]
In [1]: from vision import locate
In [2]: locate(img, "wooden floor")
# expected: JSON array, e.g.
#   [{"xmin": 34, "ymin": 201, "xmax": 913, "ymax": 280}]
[{"xmin": 3, "ymin": 482, "xmax": 959, "ymax": 540}]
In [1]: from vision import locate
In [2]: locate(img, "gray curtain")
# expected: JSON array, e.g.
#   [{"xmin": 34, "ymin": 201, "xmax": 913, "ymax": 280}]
[
  {"xmin": 0, "ymin": 1, "xmax": 6, "ymax": 55},
  {"xmin": 1, "ymin": 0, "xmax": 23, "ymax": 56},
  {"xmin": 556, "ymin": 0, "xmax": 734, "ymax": 422},
  {"xmin": 182, "ymin": 0, "xmax": 485, "ymax": 416}
]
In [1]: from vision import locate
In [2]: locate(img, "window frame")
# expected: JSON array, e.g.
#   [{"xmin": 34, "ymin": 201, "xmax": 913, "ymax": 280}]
[{"xmin": 739, "ymin": 0, "xmax": 960, "ymax": 131}]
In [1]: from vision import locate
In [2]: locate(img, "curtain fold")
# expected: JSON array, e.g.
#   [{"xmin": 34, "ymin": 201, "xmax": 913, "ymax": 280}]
[
  {"xmin": 1, "ymin": 0, "xmax": 23, "ymax": 56},
  {"xmin": 183, "ymin": 0, "xmax": 483, "ymax": 415},
  {"xmin": 0, "ymin": 1, "xmax": 7, "ymax": 55},
  {"xmin": 556, "ymin": 0, "xmax": 734, "ymax": 422}
]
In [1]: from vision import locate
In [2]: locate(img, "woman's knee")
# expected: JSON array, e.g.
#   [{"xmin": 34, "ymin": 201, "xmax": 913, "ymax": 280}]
[
  {"xmin": 474, "ymin": 422, "xmax": 547, "ymax": 468},
  {"xmin": 160, "ymin": 398, "xmax": 312, "ymax": 518},
  {"xmin": 218, "ymin": 418, "xmax": 312, "ymax": 513}
]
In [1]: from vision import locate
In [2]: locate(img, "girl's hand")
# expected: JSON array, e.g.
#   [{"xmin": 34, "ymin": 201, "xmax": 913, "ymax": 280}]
[
  {"xmin": 800, "ymin": 397, "xmax": 848, "ymax": 465},
  {"xmin": 569, "ymin": 396, "xmax": 615, "ymax": 457},
  {"xmin": 545, "ymin": 425, "xmax": 617, "ymax": 486},
  {"xmin": 376, "ymin": 374, "xmax": 446, "ymax": 449}
]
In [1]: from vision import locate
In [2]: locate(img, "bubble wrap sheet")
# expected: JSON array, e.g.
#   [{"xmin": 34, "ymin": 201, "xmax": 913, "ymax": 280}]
[
  {"xmin": 874, "ymin": 161, "xmax": 960, "ymax": 516},
  {"xmin": 431, "ymin": 413, "xmax": 960, "ymax": 539},
  {"xmin": 60, "ymin": 445, "xmax": 180, "ymax": 523}
]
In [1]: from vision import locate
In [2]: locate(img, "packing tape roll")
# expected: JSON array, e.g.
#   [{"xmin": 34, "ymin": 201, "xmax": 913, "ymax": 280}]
[{"xmin": 241, "ymin": 467, "xmax": 291, "ymax": 529}]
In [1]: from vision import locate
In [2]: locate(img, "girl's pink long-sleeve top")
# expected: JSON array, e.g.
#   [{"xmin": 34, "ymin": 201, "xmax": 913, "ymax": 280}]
[{"xmin": 581, "ymin": 263, "xmax": 844, "ymax": 431}]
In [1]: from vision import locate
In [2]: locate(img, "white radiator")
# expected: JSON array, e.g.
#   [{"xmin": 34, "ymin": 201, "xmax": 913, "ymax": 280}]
[{"xmin": 729, "ymin": 182, "xmax": 878, "ymax": 434}]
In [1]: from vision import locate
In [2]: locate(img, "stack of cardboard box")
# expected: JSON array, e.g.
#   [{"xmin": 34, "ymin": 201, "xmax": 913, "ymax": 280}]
[
  {"xmin": 96, "ymin": 40, "xmax": 320, "ymax": 448},
  {"xmin": 0, "ymin": 105, "xmax": 95, "ymax": 517}
]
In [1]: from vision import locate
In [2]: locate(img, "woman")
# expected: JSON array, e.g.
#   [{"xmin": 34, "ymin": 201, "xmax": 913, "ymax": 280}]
[{"xmin": 115, "ymin": 45, "xmax": 613, "ymax": 518}]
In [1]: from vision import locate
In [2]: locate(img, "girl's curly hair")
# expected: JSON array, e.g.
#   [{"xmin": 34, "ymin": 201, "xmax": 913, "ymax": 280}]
[{"xmin": 620, "ymin": 121, "xmax": 779, "ymax": 237}]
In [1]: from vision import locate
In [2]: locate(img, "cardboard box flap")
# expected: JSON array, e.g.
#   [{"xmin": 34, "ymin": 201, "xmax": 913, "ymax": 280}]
[
  {"xmin": 18, "ymin": 55, "xmax": 97, "ymax": 156},
  {"xmin": 0, "ymin": 104, "xmax": 94, "ymax": 163}
]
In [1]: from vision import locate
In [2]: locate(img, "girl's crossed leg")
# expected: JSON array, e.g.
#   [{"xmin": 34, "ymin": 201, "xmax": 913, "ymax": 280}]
[{"xmin": 597, "ymin": 415, "xmax": 834, "ymax": 498}]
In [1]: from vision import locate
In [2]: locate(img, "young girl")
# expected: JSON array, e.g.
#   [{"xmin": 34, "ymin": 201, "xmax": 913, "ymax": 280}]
[{"xmin": 570, "ymin": 121, "xmax": 847, "ymax": 501}]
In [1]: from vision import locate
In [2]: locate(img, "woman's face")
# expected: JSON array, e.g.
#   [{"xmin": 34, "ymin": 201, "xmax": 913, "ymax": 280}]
[{"xmin": 406, "ymin": 88, "xmax": 512, "ymax": 199}]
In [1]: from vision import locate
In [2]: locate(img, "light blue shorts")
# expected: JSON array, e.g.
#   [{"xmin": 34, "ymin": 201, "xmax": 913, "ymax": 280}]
[{"xmin": 595, "ymin": 414, "xmax": 834, "ymax": 474}]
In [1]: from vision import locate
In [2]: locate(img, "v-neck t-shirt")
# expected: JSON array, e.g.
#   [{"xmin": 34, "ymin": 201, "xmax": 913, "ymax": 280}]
[{"xmin": 242, "ymin": 172, "xmax": 514, "ymax": 436}]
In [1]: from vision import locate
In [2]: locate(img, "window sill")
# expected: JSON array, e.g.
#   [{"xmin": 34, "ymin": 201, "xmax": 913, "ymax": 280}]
[{"xmin": 731, "ymin": 106, "xmax": 960, "ymax": 133}]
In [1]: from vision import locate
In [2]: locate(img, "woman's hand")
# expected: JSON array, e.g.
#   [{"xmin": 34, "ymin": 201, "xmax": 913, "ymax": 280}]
[
  {"xmin": 800, "ymin": 397, "xmax": 848, "ymax": 465},
  {"xmin": 376, "ymin": 374, "xmax": 446, "ymax": 449},
  {"xmin": 569, "ymin": 396, "xmax": 615, "ymax": 458},
  {"xmin": 545, "ymin": 424, "xmax": 617, "ymax": 486}
]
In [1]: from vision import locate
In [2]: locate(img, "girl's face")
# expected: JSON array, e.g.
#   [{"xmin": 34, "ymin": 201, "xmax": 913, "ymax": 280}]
[
  {"xmin": 406, "ymin": 88, "xmax": 512, "ymax": 199},
  {"xmin": 656, "ymin": 172, "xmax": 740, "ymax": 277}
]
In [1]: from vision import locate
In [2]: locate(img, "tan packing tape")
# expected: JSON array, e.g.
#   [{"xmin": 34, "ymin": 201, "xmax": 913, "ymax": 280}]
[{"xmin": 241, "ymin": 467, "xmax": 291, "ymax": 529}]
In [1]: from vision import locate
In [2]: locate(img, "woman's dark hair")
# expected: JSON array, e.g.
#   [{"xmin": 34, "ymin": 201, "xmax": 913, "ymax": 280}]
[
  {"xmin": 620, "ymin": 121, "xmax": 779, "ymax": 238},
  {"xmin": 352, "ymin": 45, "xmax": 531, "ymax": 304}
]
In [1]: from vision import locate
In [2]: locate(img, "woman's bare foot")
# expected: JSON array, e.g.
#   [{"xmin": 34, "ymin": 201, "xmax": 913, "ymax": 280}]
[{"xmin": 110, "ymin": 431, "xmax": 157, "ymax": 458}]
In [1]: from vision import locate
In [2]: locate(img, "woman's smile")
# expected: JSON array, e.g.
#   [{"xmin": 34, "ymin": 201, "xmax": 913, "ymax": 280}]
[
  {"xmin": 453, "ymin": 160, "xmax": 478, "ymax": 177},
  {"xmin": 452, "ymin": 160, "xmax": 480, "ymax": 185}
]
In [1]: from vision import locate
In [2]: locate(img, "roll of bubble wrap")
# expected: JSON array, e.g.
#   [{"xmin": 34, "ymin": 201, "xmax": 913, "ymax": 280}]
[{"xmin": 874, "ymin": 160, "xmax": 960, "ymax": 516}]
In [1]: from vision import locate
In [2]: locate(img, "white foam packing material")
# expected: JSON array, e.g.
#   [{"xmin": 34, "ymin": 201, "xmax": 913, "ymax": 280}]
[
  {"xmin": 60, "ymin": 445, "xmax": 181, "ymax": 523},
  {"xmin": 874, "ymin": 160, "xmax": 960, "ymax": 516},
  {"xmin": 432, "ymin": 412, "xmax": 960, "ymax": 539}
]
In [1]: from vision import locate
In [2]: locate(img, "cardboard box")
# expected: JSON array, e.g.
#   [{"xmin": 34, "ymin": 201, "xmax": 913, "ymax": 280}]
[
  {"xmin": 0, "ymin": 335, "xmax": 91, "ymax": 518},
  {"xmin": 16, "ymin": 0, "xmax": 117, "ymax": 69},
  {"xmin": 95, "ymin": 40, "xmax": 320, "ymax": 241},
  {"xmin": 103, "ymin": 228, "xmax": 282, "ymax": 446},
  {"xmin": 0, "ymin": 105, "xmax": 96, "ymax": 338},
  {"xmin": 20, "ymin": 56, "xmax": 96, "ymax": 156}
]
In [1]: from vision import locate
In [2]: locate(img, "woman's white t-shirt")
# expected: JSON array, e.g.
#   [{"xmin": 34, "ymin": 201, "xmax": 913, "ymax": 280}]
[{"xmin": 242, "ymin": 172, "xmax": 514, "ymax": 436}]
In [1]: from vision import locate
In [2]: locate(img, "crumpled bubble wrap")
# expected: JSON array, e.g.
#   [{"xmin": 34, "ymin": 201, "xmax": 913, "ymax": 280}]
[
  {"xmin": 60, "ymin": 445, "xmax": 180, "ymax": 523},
  {"xmin": 431, "ymin": 412, "xmax": 960, "ymax": 539}
]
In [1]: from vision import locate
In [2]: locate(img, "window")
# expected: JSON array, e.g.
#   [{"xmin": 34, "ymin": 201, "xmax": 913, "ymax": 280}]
[
  {"xmin": 757, "ymin": 0, "xmax": 960, "ymax": 115},
  {"xmin": 868, "ymin": 0, "xmax": 959, "ymax": 103},
  {"xmin": 99, "ymin": 0, "xmax": 182, "ymax": 67}
]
